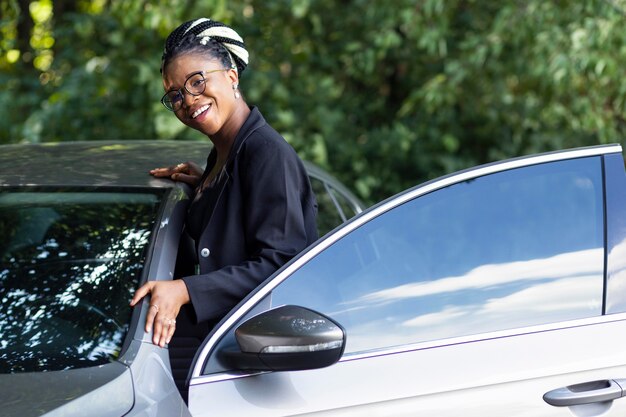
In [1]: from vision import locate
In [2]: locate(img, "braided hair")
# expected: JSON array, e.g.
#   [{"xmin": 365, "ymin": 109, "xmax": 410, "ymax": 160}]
[{"xmin": 161, "ymin": 18, "xmax": 249, "ymax": 75}]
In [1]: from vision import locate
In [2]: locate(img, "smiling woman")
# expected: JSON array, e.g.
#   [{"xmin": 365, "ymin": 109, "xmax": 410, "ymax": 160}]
[{"xmin": 129, "ymin": 18, "xmax": 319, "ymax": 397}]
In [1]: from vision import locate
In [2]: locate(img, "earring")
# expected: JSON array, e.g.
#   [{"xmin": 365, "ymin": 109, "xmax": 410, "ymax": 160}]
[{"xmin": 233, "ymin": 84, "xmax": 240, "ymax": 99}]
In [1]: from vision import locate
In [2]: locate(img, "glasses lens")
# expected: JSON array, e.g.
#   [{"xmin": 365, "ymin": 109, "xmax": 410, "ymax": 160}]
[
  {"xmin": 185, "ymin": 73, "xmax": 206, "ymax": 95},
  {"xmin": 163, "ymin": 91, "xmax": 183, "ymax": 111}
]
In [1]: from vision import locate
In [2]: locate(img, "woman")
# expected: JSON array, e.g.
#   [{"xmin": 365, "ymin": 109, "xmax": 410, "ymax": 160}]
[{"xmin": 130, "ymin": 18, "xmax": 318, "ymax": 353}]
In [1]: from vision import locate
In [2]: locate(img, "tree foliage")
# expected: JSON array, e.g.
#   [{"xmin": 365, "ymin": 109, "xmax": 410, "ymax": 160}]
[{"xmin": 1, "ymin": 0, "xmax": 625, "ymax": 204}]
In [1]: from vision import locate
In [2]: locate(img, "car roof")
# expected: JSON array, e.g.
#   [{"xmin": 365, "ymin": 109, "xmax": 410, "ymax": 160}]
[
  {"xmin": 0, "ymin": 140, "xmax": 349, "ymax": 191},
  {"xmin": 0, "ymin": 141, "xmax": 212, "ymax": 188}
]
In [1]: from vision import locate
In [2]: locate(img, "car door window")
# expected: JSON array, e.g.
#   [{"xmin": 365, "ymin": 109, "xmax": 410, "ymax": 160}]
[
  {"xmin": 310, "ymin": 177, "xmax": 345, "ymax": 236},
  {"xmin": 270, "ymin": 157, "xmax": 605, "ymax": 354},
  {"xmin": 328, "ymin": 185, "xmax": 361, "ymax": 219}
]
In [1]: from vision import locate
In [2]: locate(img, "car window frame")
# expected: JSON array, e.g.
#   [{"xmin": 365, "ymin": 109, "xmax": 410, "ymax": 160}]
[
  {"xmin": 604, "ymin": 152, "xmax": 626, "ymax": 314},
  {"xmin": 186, "ymin": 144, "xmax": 622, "ymax": 385},
  {"xmin": 303, "ymin": 161, "xmax": 364, "ymax": 220},
  {"xmin": 120, "ymin": 184, "xmax": 191, "ymax": 359}
]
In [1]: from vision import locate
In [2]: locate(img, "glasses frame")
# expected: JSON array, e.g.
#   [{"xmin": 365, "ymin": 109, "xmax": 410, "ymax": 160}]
[{"xmin": 161, "ymin": 68, "xmax": 229, "ymax": 112}]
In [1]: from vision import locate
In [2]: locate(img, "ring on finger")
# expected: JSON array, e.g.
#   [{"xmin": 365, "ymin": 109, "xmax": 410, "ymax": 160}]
[{"xmin": 149, "ymin": 304, "xmax": 159, "ymax": 313}]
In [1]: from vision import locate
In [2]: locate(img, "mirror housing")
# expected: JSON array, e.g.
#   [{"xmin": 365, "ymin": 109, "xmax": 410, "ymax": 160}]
[{"xmin": 222, "ymin": 305, "xmax": 346, "ymax": 372}]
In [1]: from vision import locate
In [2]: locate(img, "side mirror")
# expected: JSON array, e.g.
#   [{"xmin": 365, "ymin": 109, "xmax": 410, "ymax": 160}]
[{"xmin": 222, "ymin": 305, "xmax": 346, "ymax": 372}]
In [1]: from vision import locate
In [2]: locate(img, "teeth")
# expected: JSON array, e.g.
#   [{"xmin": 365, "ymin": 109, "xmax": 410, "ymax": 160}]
[{"xmin": 192, "ymin": 105, "xmax": 210, "ymax": 119}]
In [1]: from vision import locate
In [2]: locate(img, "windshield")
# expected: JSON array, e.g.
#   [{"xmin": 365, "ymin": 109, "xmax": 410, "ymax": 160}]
[{"xmin": 0, "ymin": 190, "xmax": 161, "ymax": 373}]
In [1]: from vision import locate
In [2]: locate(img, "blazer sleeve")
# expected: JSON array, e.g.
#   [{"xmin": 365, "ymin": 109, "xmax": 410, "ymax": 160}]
[{"xmin": 182, "ymin": 131, "xmax": 317, "ymax": 323}]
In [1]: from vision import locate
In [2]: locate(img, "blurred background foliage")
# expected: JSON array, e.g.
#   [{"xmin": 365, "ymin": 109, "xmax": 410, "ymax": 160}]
[{"xmin": 1, "ymin": 0, "xmax": 625, "ymax": 204}]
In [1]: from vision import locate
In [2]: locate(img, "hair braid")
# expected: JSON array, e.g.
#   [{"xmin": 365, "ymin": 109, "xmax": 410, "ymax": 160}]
[{"xmin": 162, "ymin": 18, "xmax": 249, "ymax": 75}]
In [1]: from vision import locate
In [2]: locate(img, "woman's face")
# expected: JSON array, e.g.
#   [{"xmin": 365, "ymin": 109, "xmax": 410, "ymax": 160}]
[{"xmin": 162, "ymin": 53, "xmax": 239, "ymax": 137}]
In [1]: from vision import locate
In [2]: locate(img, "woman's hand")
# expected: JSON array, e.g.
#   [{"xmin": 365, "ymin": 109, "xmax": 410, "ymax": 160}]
[
  {"xmin": 130, "ymin": 280, "xmax": 191, "ymax": 347},
  {"xmin": 150, "ymin": 161, "xmax": 204, "ymax": 187}
]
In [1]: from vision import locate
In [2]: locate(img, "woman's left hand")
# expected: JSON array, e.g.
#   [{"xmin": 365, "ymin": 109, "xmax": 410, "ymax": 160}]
[{"xmin": 130, "ymin": 280, "xmax": 191, "ymax": 347}]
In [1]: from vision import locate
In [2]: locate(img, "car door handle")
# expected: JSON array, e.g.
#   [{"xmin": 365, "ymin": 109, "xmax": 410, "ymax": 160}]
[{"xmin": 544, "ymin": 379, "xmax": 626, "ymax": 407}]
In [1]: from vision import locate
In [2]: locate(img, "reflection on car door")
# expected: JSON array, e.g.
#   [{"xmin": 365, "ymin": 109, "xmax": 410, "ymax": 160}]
[{"xmin": 186, "ymin": 145, "xmax": 626, "ymax": 416}]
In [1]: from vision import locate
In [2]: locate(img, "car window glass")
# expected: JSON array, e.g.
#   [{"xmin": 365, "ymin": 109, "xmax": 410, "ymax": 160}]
[
  {"xmin": 0, "ymin": 190, "xmax": 161, "ymax": 373},
  {"xmin": 310, "ymin": 177, "xmax": 344, "ymax": 236},
  {"xmin": 328, "ymin": 185, "xmax": 360, "ymax": 219},
  {"xmin": 270, "ymin": 157, "xmax": 605, "ymax": 354}
]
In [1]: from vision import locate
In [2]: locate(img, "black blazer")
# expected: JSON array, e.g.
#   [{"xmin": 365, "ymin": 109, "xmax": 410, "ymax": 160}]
[{"xmin": 182, "ymin": 107, "xmax": 318, "ymax": 323}]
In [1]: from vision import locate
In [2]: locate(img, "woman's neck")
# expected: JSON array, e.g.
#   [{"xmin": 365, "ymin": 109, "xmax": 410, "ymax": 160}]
[{"xmin": 210, "ymin": 103, "xmax": 251, "ymax": 162}]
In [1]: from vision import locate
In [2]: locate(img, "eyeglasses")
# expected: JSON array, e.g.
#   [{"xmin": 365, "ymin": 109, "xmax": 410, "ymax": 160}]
[{"xmin": 161, "ymin": 69, "xmax": 229, "ymax": 112}]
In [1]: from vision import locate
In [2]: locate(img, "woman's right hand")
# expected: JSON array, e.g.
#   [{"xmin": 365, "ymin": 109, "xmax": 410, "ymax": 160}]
[
  {"xmin": 130, "ymin": 279, "xmax": 191, "ymax": 347},
  {"xmin": 150, "ymin": 161, "xmax": 204, "ymax": 187}
]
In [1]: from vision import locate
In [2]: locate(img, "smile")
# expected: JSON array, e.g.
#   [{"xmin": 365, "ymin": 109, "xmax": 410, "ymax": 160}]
[{"xmin": 192, "ymin": 104, "xmax": 210, "ymax": 119}]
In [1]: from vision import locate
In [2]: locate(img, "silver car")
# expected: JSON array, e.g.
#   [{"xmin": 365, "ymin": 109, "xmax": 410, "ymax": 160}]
[
  {"xmin": 0, "ymin": 140, "xmax": 362, "ymax": 416},
  {"xmin": 3, "ymin": 143, "xmax": 626, "ymax": 417}
]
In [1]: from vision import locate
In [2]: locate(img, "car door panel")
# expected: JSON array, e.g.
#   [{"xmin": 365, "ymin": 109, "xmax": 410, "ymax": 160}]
[
  {"xmin": 188, "ymin": 315, "xmax": 626, "ymax": 416},
  {"xmin": 187, "ymin": 145, "xmax": 626, "ymax": 416}
]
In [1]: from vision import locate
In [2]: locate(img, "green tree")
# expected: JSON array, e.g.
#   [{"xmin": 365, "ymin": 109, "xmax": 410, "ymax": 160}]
[{"xmin": 1, "ymin": 0, "xmax": 625, "ymax": 204}]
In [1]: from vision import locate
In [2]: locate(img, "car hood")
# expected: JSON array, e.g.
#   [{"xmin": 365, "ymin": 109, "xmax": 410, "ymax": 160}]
[{"xmin": 0, "ymin": 361, "xmax": 133, "ymax": 417}]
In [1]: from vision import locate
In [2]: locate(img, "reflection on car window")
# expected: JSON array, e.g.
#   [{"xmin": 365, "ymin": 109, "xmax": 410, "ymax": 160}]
[
  {"xmin": 272, "ymin": 157, "xmax": 605, "ymax": 354},
  {"xmin": 310, "ymin": 177, "xmax": 344, "ymax": 236},
  {"xmin": 0, "ymin": 190, "xmax": 161, "ymax": 373}
]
